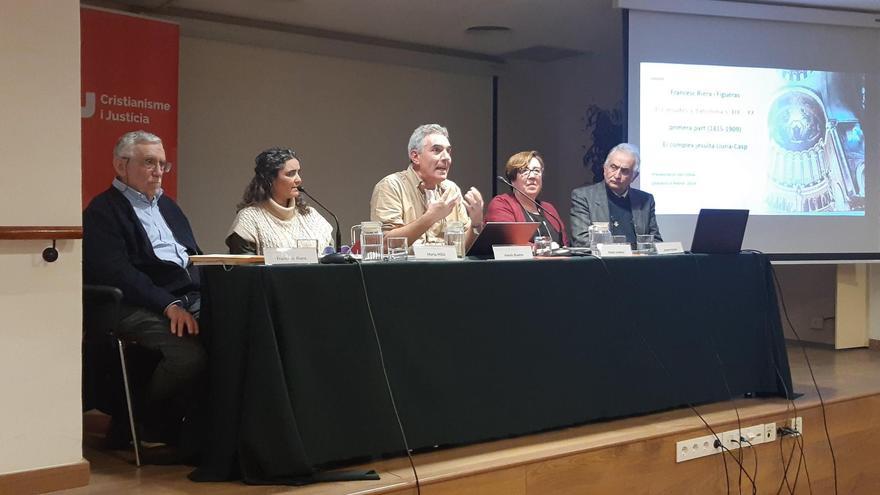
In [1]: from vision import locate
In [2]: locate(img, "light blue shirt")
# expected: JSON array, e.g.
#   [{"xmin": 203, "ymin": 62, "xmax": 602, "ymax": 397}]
[{"xmin": 113, "ymin": 178, "xmax": 189, "ymax": 268}]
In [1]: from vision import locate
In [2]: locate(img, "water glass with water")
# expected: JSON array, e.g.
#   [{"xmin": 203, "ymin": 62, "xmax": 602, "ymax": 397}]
[
  {"xmin": 387, "ymin": 237, "xmax": 408, "ymax": 261},
  {"xmin": 589, "ymin": 223, "xmax": 612, "ymax": 252},
  {"xmin": 444, "ymin": 221, "xmax": 466, "ymax": 258},
  {"xmin": 636, "ymin": 234, "xmax": 655, "ymax": 255},
  {"xmin": 533, "ymin": 236, "xmax": 553, "ymax": 256}
]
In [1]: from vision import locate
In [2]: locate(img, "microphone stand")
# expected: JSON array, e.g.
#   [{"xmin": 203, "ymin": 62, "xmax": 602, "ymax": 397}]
[
  {"xmin": 296, "ymin": 186, "xmax": 350, "ymax": 263},
  {"xmin": 495, "ymin": 176, "xmax": 565, "ymax": 245}
]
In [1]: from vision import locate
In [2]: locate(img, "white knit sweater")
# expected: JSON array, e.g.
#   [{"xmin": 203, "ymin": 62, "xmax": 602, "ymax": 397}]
[{"xmin": 228, "ymin": 199, "xmax": 334, "ymax": 254}]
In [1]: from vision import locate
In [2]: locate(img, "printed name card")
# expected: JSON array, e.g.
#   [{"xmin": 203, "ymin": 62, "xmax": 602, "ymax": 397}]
[
  {"xmin": 492, "ymin": 245, "xmax": 534, "ymax": 260},
  {"xmin": 413, "ymin": 244, "xmax": 458, "ymax": 261},
  {"xmin": 264, "ymin": 247, "xmax": 319, "ymax": 265},
  {"xmin": 596, "ymin": 243, "xmax": 632, "ymax": 257},
  {"xmin": 654, "ymin": 242, "xmax": 685, "ymax": 255}
]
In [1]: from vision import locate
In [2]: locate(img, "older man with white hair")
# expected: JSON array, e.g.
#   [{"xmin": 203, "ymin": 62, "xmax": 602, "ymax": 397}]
[
  {"xmin": 83, "ymin": 130, "xmax": 205, "ymax": 453},
  {"xmin": 570, "ymin": 143, "xmax": 662, "ymax": 247}
]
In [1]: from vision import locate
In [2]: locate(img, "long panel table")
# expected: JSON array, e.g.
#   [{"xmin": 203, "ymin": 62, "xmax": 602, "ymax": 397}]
[{"xmin": 190, "ymin": 253, "xmax": 793, "ymax": 484}]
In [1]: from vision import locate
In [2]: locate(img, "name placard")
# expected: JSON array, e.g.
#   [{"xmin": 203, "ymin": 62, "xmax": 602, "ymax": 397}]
[
  {"xmin": 492, "ymin": 245, "xmax": 534, "ymax": 260},
  {"xmin": 264, "ymin": 247, "xmax": 319, "ymax": 265},
  {"xmin": 655, "ymin": 242, "xmax": 685, "ymax": 255},
  {"xmin": 596, "ymin": 243, "xmax": 632, "ymax": 257},
  {"xmin": 413, "ymin": 244, "xmax": 458, "ymax": 261}
]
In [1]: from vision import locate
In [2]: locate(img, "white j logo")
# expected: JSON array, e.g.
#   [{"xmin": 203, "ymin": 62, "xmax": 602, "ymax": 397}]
[{"xmin": 81, "ymin": 92, "xmax": 95, "ymax": 118}]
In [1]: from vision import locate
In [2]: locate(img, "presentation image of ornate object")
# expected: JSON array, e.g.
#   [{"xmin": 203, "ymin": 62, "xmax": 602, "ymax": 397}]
[{"xmin": 766, "ymin": 86, "xmax": 859, "ymax": 213}]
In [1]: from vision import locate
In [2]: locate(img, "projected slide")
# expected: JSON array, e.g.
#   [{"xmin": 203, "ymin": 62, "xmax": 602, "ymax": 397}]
[{"xmin": 640, "ymin": 63, "xmax": 865, "ymax": 215}]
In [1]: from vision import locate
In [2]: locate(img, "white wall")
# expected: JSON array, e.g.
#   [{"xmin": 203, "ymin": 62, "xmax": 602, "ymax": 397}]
[
  {"xmin": 773, "ymin": 265, "xmax": 837, "ymax": 345},
  {"xmin": 159, "ymin": 7, "xmax": 622, "ymax": 251},
  {"xmin": 177, "ymin": 34, "xmax": 493, "ymax": 253},
  {"xmin": 0, "ymin": 0, "xmax": 83, "ymax": 474},
  {"xmin": 497, "ymin": 25, "xmax": 625, "ymax": 228},
  {"xmin": 868, "ymin": 265, "xmax": 880, "ymax": 343}
]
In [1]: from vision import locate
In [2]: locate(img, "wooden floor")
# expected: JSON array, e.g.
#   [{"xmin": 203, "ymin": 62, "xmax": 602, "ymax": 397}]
[{"xmin": 53, "ymin": 344, "xmax": 880, "ymax": 494}]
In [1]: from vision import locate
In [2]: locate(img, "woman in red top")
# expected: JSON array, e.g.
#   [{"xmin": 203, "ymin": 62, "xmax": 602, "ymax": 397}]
[{"xmin": 485, "ymin": 151, "xmax": 568, "ymax": 247}]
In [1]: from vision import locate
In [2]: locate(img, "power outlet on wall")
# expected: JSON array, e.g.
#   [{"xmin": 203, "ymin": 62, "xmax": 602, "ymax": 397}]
[
  {"xmin": 765, "ymin": 422, "xmax": 777, "ymax": 442},
  {"xmin": 676, "ymin": 421, "xmax": 783, "ymax": 463},
  {"xmin": 676, "ymin": 434, "xmax": 723, "ymax": 462},
  {"xmin": 741, "ymin": 424, "xmax": 767, "ymax": 445},
  {"xmin": 788, "ymin": 416, "xmax": 803, "ymax": 435}
]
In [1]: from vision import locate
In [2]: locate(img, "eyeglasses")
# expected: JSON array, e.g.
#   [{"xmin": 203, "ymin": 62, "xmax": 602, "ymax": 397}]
[
  {"xmin": 605, "ymin": 163, "xmax": 633, "ymax": 177},
  {"xmin": 520, "ymin": 167, "xmax": 543, "ymax": 177},
  {"xmin": 121, "ymin": 156, "xmax": 173, "ymax": 173}
]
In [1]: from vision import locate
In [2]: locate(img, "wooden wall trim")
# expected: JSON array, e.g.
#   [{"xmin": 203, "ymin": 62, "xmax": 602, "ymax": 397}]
[
  {"xmin": 412, "ymin": 395, "xmax": 880, "ymax": 495},
  {"xmin": 0, "ymin": 226, "xmax": 83, "ymax": 240},
  {"xmin": 0, "ymin": 460, "xmax": 89, "ymax": 495}
]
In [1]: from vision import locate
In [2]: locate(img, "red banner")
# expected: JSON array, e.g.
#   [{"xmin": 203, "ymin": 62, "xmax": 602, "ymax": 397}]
[{"xmin": 81, "ymin": 7, "xmax": 179, "ymax": 207}]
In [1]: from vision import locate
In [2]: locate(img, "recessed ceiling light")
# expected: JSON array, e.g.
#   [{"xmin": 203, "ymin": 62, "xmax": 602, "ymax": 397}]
[{"xmin": 465, "ymin": 25, "xmax": 512, "ymax": 33}]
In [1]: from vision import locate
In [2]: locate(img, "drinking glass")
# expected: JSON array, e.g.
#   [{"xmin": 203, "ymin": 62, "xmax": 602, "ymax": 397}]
[
  {"xmin": 295, "ymin": 238, "xmax": 318, "ymax": 255},
  {"xmin": 636, "ymin": 234, "xmax": 655, "ymax": 255},
  {"xmin": 444, "ymin": 221, "xmax": 466, "ymax": 258},
  {"xmin": 386, "ymin": 237, "xmax": 408, "ymax": 261},
  {"xmin": 588, "ymin": 223, "xmax": 612, "ymax": 251},
  {"xmin": 533, "ymin": 236, "xmax": 553, "ymax": 256}
]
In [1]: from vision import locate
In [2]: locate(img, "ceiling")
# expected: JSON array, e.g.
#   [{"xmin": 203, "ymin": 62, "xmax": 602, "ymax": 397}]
[{"xmin": 84, "ymin": 0, "xmax": 880, "ymax": 62}]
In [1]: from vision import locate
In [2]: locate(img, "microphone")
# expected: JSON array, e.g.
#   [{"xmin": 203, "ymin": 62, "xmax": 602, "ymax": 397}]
[
  {"xmin": 495, "ymin": 176, "xmax": 565, "ymax": 244},
  {"xmin": 296, "ymin": 186, "xmax": 349, "ymax": 264}
]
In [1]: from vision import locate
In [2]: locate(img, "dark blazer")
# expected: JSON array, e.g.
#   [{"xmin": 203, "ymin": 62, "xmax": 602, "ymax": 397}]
[
  {"xmin": 569, "ymin": 182, "xmax": 662, "ymax": 247},
  {"xmin": 485, "ymin": 192, "xmax": 569, "ymax": 246},
  {"xmin": 83, "ymin": 186, "xmax": 202, "ymax": 314}
]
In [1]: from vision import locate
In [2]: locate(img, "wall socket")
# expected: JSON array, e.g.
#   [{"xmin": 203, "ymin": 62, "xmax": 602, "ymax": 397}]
[
  {"xmin": 721, "ymin": 425, "xmax": 765, "ymax": 450},
  {"xmin": 788, "ymin": 416, "xmax": 803, "ymax": 435},
  {"xmin": 676, "ymin": 434, "xmax": 723, "ymax": 462},
  {"xmin": 676, "ymin": 420, "xmax": 782, "ymax": 463},
  {"xmin": 720, "ymin": 429, "xmax": 742, "ymax": 450},
  {"xmin": 741, "ymin": 424, "xmax": 767, "ymax": 445},
  {"xmin": 765, "ymin": 422, "xmax": 777, "ymax": 442}
]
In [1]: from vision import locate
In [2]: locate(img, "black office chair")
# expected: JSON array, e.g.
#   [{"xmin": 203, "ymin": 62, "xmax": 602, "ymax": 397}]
[{"xmin": 82, "ymin": 284, "xmax": 148, "ymax": 466}]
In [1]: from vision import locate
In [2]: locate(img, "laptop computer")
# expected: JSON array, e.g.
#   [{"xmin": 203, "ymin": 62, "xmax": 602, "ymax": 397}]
[
  {"xmin": 690, "ymin": 209, "xmax": 749, "ymax": 254},
  {"xmin": 466, "ymin": 222, "xmax": 540, "ymax": 258}
]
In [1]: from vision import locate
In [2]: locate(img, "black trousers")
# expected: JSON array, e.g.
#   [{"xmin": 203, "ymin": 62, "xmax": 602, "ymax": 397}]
[{"xmin": 117, "ymin": 304, "xmax": 206, "ymax": 433}]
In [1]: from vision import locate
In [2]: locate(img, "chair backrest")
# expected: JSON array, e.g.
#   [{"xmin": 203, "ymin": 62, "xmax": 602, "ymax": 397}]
[
  {"xmin": 82, "ymin": 285, "xmax": 163, "ymax": 415},
  {"xmin": 83, "ymin": 285, "xmax": 123, "ymax": 336},
  {"xmin": 82, "ymin": 285, "xmax": 124, "ymax": 414}
]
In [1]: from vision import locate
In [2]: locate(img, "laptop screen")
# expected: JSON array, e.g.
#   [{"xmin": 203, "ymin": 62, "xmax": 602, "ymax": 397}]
[
  {"xmin": 466, "ymin": 222, "xmax": 540, "ymax": 257},
  {"xmin": 691, "ymin": 209, "xmax": 749, "ymax": 254}
]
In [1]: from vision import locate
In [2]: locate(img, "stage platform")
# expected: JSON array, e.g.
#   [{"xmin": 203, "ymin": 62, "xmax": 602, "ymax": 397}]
[{"xmin": 62, "ymin": 344, "xmax": 880, "ymax": 494}]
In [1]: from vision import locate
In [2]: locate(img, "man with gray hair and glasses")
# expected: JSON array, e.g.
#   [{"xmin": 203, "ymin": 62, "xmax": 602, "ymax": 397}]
[
  {"xmin": 371, "ymin": 123, "xmax": 485, "ymax": 249},
  {"xmin": 83, "ymin": 130, "xmax": 205, "ymax": 453},
  {"xmin": 570, "ymin": 142, "xmax": 662, "ymax": 247}
]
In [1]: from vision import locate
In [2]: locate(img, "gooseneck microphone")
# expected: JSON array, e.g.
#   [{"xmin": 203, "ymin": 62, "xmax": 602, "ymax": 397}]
[
  {"xmin": 296, "ymin": 186, "xmax": 349, "ymax": 263},
  {"xmin": 495, "ymin": 176, "xmax": 565, "ymax": 241}
]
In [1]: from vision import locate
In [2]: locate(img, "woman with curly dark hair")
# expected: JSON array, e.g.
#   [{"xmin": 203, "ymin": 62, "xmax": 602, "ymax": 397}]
[{"xmin": 225, "ymin": 147, "xmax": 334, "ymax": 254}]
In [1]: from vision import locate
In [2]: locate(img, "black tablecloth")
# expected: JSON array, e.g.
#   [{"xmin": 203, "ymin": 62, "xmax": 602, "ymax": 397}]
[{"xmin": 190, "ymin": 253, "xmax": 793, "ymax": 484}]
